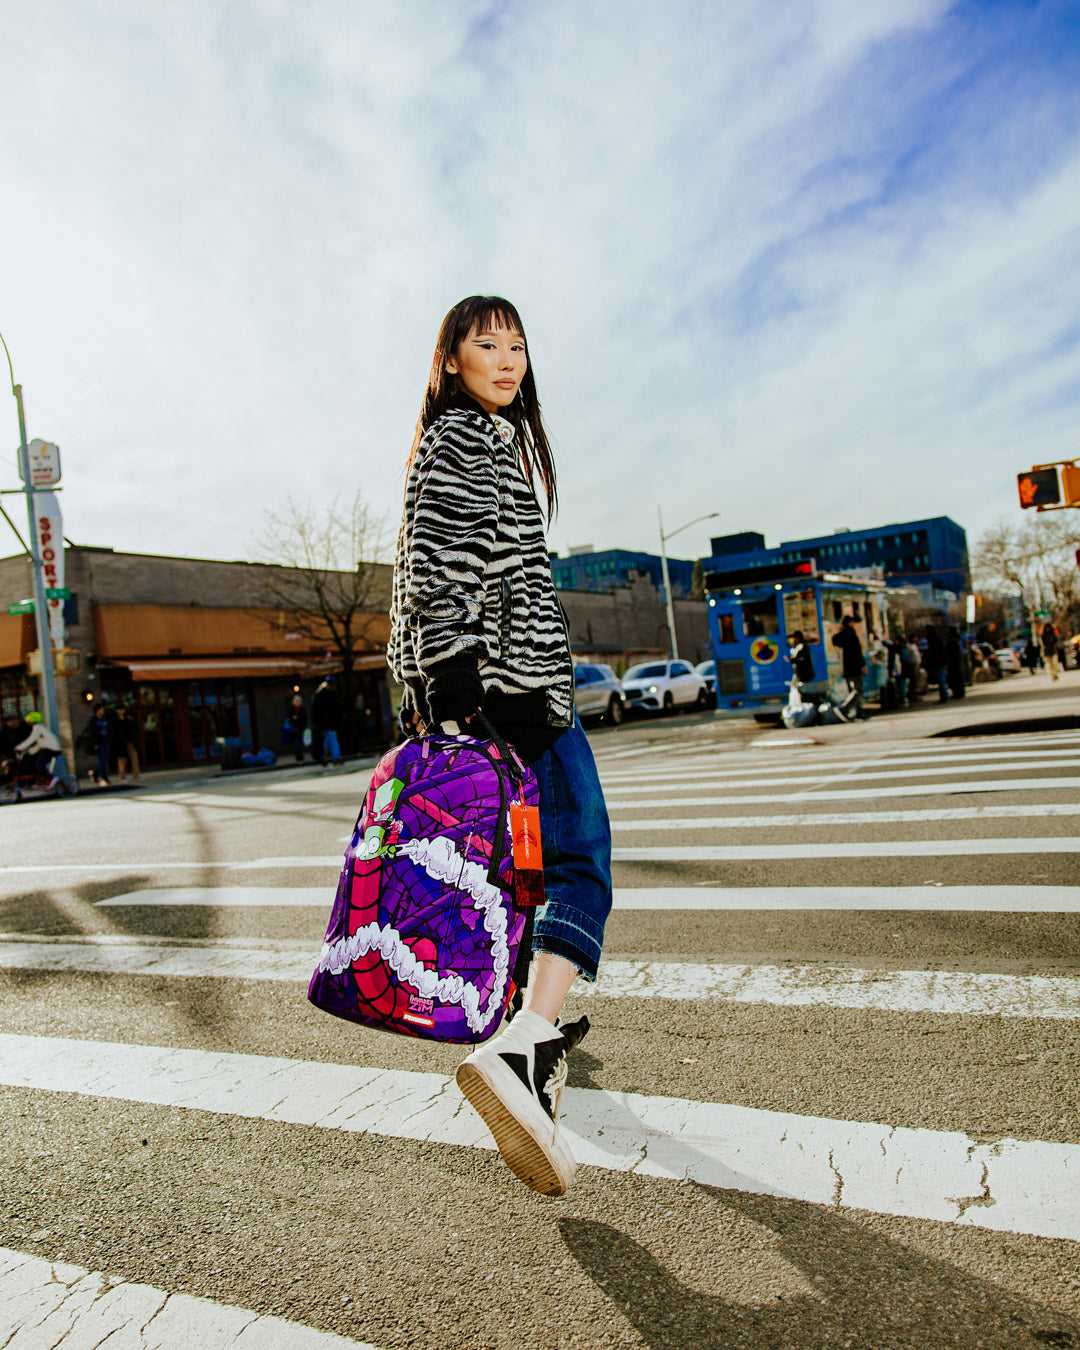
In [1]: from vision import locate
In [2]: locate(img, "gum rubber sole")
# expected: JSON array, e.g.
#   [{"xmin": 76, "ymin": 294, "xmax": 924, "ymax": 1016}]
[{"xmin": 455, "ymin": 1061, "xmax": 575, "ymax": 1197}]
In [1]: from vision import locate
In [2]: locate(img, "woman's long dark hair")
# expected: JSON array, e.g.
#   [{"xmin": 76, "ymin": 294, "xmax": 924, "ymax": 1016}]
[{"xmin": 408, "ymin": 295, "xmax": 558, "ymax": 520}]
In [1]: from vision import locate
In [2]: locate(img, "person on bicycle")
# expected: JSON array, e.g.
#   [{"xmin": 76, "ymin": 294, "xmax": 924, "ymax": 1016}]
[
  {"xmin": 1, "ymin": 712, "xmax": 29, "ymax": 787},
  {"xmin": 16, "ymin": 711, "xmax": 61, "ymax": 780}
]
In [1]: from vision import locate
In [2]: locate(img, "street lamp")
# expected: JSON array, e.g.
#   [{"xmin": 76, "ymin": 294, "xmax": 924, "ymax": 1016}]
[
  {"xmin": 0, "ymin": 330, "xmax": 63, "ymax": 751},
  {"xmin": 658, "ymin": 507, "xmax": 719, "ymax": 660}
]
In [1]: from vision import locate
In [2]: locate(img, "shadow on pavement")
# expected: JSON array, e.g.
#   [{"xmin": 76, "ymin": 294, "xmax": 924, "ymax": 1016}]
[{"xmin": 560, "ymin": 1189, "xmax": 1080, "ymax": 1349}]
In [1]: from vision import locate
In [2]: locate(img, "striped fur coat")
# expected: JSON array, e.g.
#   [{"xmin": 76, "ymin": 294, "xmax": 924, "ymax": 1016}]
[{"xmin": 388, "ymin": 406, "xmax": 574, "ymax": 729}]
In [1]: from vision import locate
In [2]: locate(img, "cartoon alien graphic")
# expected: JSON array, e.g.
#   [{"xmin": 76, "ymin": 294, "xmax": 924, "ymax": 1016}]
[{"xmin": 355, "ymin": 775, "xmax": 405, "ymax": 860}]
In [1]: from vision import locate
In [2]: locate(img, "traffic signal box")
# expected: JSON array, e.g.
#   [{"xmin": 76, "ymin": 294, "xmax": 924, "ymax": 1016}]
[
  {"xmin": 1017, "ymin": 468, "xmax": 1060, "ymax": 508},
  {"xmin": 1017, "ymin": 461, "xmax": 1080, "ymax": 510}
]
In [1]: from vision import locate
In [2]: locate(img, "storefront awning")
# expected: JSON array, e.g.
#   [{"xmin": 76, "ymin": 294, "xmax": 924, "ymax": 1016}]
[
  {"xmin": 105, "ymin": 654, "xmax": 387, "ymax": 682},
  {"xmin": 0, "ymin": 613, "xmax": 32, "ymax": 668}
]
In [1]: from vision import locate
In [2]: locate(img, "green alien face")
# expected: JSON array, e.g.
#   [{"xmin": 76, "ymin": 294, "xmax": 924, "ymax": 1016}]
[{"xmin": 356, "ymin": 776, "xmax": 405, "ymax": 860}]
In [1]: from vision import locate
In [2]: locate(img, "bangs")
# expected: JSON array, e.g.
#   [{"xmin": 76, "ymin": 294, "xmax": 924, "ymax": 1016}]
[
  {"xmin": 473, "ymin": 303, "xmax": 524, "ymax": 339},
  {"xmin": 449, "ymin": 296, "xmax": 526, "ymax": 348}
]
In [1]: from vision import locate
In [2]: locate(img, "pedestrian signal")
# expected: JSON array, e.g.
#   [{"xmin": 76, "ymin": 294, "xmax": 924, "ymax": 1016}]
[{"xmin": 1017, "ymin": 468, "xmax": 1060, "ymax": 509}]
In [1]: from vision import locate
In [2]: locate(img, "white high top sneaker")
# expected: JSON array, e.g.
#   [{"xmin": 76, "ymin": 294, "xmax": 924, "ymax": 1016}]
[{"xmin": 455, "ymin": 1009, "xmax": 590, "ymax": 1196}]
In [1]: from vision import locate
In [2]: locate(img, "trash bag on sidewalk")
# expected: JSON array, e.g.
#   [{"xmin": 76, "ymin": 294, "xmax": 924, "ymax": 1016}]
[{"xmin": 782, "ymin": 682, "xmax": 817, "ymax": 729}]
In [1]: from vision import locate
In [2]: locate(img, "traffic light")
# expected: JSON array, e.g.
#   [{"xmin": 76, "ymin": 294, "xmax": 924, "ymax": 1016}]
[
  {"xmin": 1062, "ymin": 462, "xmax": 1080, "ymax": 507},
  {"xmin": 1018, "ymin": 468, "xmax": 1060, "ymax": 508}
]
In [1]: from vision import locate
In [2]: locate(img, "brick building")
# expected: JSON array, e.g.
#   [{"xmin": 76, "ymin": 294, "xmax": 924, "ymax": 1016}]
[
  {"xmin": 1, "ymin": 545, "xmax": 710, "ymax": 773},
  {"xmin": 0, "ymin": 546, "xmax": 393, "ymax": 771}
]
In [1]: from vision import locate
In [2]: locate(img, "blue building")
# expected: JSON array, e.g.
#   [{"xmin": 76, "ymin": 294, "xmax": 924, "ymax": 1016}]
[
  {"xmin": 704, "ymin": 517, "xmax": 969, "ymax": 602},
  {"xmin": 550, "ymin": 546, "xmax": 696, "ymax": 599}
]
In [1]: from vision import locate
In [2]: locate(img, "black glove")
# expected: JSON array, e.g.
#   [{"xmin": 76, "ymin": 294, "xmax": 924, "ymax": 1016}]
[
  {"xmin": 425, "ymin": 658, "xmax": 484, "ymax": 729},
  {"xmin": 502, "ymin": 722, "xmax": 563, "ymax": 762},
  {"xmin": 397, "ymin": 703, "xmax": 423, "ymax": 741}
]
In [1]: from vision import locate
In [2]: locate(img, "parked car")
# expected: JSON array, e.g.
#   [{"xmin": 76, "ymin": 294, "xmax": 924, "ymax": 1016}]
[
  {"xmin": 573, "ymin": 662, "xmax": 625, "ymax": 725},
  {"xmin": 694, "ymin": 659, "xmax": 716, "ymax": 693},
  {"xmin": 995, "ymin": 647, "xmax": 1022, "ymax": 674},
  {"xmin": 621, "ymin": 659, "xmax": 710, "ymax": 715}
]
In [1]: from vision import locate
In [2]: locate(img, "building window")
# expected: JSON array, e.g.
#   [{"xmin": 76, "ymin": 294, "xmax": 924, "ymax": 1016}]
[{"xmin": 0, "ymin": 670, "xmax": 37, "ymax": 719}]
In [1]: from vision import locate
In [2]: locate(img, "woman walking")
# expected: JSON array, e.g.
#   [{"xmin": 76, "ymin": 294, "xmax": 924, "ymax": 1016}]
[
  {"xmin": 81, "ymin": 703, "xmax": 112, "ymax": 786},
  {"xmin": 388, "ymin": 295, "xmax": 612, "ymax": 1196},
  {"xmin": 284, "ymin": 692, "xmax": 308, "ymax": 763},
  {"xmin": 114, "ymin": 705, "xmax": 141, "ymax": 783}
]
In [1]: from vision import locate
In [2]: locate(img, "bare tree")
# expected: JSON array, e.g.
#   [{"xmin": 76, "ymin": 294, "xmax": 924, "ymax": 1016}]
[
  {"xmin": 250, "ymin": 493, "xmax": 392, "ymax": 749},
  {"xmin": 972, "ymin": 515, "xmax": 1080, "ymax": 630}
]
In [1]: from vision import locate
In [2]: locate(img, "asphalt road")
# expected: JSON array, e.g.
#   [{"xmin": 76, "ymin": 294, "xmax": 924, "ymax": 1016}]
[{"xmin": 1, "ymin": 675, "xmax": 1079, "ymax": 1348}]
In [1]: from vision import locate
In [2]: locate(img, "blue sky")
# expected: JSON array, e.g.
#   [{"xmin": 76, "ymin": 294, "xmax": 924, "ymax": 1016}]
[{"xmin": 0, "ymin": 0, "xmax": 1078, "ymax": 569}]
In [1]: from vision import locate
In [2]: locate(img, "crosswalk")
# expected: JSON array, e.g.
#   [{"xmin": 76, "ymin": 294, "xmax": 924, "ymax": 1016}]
[{"xmin": 1, "ymin": 721, "xmax": 1079, "ymax": 1344}]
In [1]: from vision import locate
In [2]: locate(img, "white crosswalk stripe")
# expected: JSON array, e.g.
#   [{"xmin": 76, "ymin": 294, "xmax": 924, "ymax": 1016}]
[
  {"xmin": 3, "ymin": 937, "xmax": 1078, "ymax": 1019},
  {"xmin": 602, "ymin": 776, "xmax": 1080, "ymax": 804},
  {"xmin": 598, "ymin": 751, "xmax": 1080, "ymax": 783},
  {"xmin": 87, "ymin": 885, "xmax": 1080, "ymax": 911},
  {"xmin": 609, "ymin": 803, "xmax": 1080, "ymax": 830},
  {"xmin": 1, "ymin": 1033, "xmax": 1076, "ymax": 1242},
  {"xmin": 613, "ymin": 837, "xmax": 1080, "ymax": 861},
  {"xmin": 0, "ymin": 1246, "xmax": 381, "ymax": 1349},
  {"xmin": 607, "ymin": 886, "xmax": 1080, "ymax": 911}
]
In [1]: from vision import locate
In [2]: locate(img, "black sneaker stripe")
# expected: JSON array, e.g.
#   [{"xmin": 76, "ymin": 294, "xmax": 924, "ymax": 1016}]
[{"xmin": 499, "ymin": 1051, "xmax": 533, "ymax": 1095}]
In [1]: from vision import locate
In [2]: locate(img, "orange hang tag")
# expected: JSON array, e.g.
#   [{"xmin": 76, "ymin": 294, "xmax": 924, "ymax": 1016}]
[
  {"xmin": 509, "ymin": 796, "xmax": 545, "ymax": 907},
  {"xmin": 510, "ymin": 798, "xmax": 541, "ymax": 868}
]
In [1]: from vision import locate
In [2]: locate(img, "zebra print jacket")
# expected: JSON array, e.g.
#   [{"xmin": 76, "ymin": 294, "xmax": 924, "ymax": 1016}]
[{"xmin": 388, "ymin": 405, "xmax": 574, "ymax": 729}]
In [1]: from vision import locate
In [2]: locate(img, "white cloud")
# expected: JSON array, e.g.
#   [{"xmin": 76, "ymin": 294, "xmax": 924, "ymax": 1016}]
[{"xmin": 0, "ymin": 0, "xmax": 1076, "ymax": 573}]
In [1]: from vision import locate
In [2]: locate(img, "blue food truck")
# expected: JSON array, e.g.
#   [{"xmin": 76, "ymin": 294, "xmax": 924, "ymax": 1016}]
[{"xmin": 704, "ymin": 559, "xmax": 892, "ymax": 713}]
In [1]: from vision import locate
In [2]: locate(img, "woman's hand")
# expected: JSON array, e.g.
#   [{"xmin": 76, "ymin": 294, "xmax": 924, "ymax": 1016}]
[
  {"xmin": 398, "ymin": 705, "xmax": 426, "ymax": 740},
  {"xmin": 426, "ymin": 662, "xmax": 485, "ymax": 729}
]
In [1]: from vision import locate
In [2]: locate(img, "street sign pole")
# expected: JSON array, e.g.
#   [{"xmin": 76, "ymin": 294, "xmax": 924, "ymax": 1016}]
[
  {"xmin": 658, "ymin": 505, "xmax": 679, "ymax": 660},
  {"xmin": 12, "ymin": 382, "xmax": 61, "ymax": 737}
]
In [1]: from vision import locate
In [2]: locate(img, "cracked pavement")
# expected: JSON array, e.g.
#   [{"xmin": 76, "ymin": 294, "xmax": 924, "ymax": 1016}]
[{"xmin": 1, "ymin": 702, "xmax": 1079, "ymax": 1347}]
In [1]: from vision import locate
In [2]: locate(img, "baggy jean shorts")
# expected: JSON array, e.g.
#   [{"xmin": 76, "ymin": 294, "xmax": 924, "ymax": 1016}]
[{"xmin": 530, "ymin": 716, "xmax": 613, "ymax": 981}]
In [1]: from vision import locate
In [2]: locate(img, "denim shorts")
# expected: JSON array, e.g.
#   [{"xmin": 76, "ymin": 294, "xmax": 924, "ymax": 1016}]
[{"xmin": 530, "ymin": 716, "xmax": 612, "ymax": 981}]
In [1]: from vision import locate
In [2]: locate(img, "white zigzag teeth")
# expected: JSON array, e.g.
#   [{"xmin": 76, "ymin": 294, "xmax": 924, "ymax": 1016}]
[{"xmin": 318, "ymin": 835, "xmax": 510, "ymax": 1034}]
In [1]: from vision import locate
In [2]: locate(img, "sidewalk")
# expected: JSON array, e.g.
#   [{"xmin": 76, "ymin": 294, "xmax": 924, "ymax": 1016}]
[
  {"xmin": 73, "ymin": 750, "xmax": 381, "ymax": 797},
  {"xmin": 759, "ymin": 667, "xmax": 1079, "ymax": 747}
]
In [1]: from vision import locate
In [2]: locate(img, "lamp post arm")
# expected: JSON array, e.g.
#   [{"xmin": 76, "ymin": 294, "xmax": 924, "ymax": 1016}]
[
  {"xmin": 0, "ymin": 328, "xmax": 62, "ymax": 741},
  {"xmin": 657, "ymin": 509, "xmax": 719, "ymax": 660},
  {"xmin": 660, "ymin": 511, "xmax": 719, "ymax": 546}
]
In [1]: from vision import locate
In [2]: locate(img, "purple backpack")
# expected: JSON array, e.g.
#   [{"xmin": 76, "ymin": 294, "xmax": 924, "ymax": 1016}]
[{"xmin": 308, "ymin": 731, "xmax": 538, "ymax": 1044}]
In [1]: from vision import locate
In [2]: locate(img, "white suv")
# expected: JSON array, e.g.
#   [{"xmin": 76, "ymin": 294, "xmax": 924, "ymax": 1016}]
[{"xmin": 621, "ymin": 660, "xmax": 709, "ymax": 715}]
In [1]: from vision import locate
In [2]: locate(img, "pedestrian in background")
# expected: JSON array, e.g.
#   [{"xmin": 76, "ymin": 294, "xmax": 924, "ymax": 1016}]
[
  {"xmin": 284, "ymin": 692, "xmax": 308, "ymax": 763},
  {"xmin": 904, "ymin": 635, "xmax": 922, "ymax": 702},
  {"xmin": 888, "ymin": 636, "xmax": 909, "ymax": 706},
  {"xmin": 831, "ymin": 615, "xmax": 866, "ymax": 702},
  {"xmin": 946, "ymin": 626, "xmax": 965, "ymax": 701},
  {"xmin": 113, "ymin": 705, "xmax": 141, "ymax": 783},
  {"xmin": 1023, "ymin": 635, "xmax": 1040, "ymax": 674},
  {"xmin": 1042, "ymin": 623, "xmax": 1061, "ymax": 681},
  {"xmin": 311, "ymin": 676, "xmax": 342, "ymax": 765},
  {"xmin": 390, "ymin": 294, "xmax": 610, "ymax": 1197},
  {"xmin": 924, "ymin": 624, "xmax": 948, "ymax": 703},
  {"xmin": 81, "ymin": 702, "xmax": 112, "ymax": 785},
  {"xmin": 786, "ymin": 629, "xmax": 815, "ymax": 686}
]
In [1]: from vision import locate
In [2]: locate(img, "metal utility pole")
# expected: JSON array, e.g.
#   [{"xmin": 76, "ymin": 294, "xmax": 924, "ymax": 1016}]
[
  {"xmin": 2, "ymin": 332, "xmax": 61, "ymax": 739},
  {"xmin": 658, "ymin": 507, "xmax": 719, "ymax": 660}
]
